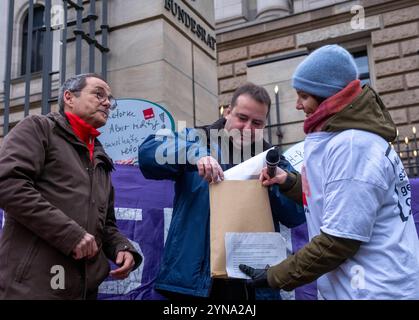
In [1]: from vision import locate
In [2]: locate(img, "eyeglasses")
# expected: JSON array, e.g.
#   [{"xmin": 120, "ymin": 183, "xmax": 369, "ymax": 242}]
[
  {"xmin": 95, "ymin": 88, "xmax": 117, "ymax": 110},
  {"xmin": 70, "ymin": 87, "xmax": 117, "ymax": 110}
]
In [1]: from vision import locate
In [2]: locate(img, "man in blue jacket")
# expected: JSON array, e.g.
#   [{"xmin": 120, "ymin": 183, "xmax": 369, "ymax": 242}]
[{"xmin": 139, "ymin": 83, "xmax": 304, "ymax": 300}]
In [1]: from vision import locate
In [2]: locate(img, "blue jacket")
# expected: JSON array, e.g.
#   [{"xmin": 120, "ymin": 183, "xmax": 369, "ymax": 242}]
[{"xmin": 139, "ymin": 120, "xmax": 305, "ymax": 297}]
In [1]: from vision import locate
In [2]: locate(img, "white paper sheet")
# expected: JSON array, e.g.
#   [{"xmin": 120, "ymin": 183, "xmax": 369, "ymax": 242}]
[
  {"xmin": 225, "ymin": 232, "xmax": 287, "ymax": 279},
  {"xmin": 223, "ymin": 148, "xmax": 273, "ymax": 180},
  {"xmin": 282, "ymin": 141, "xmax": 304, "ymax": 173},
  {"xmin": 223, "ymin": 141, "xmax": 305, "ymax": 181}
]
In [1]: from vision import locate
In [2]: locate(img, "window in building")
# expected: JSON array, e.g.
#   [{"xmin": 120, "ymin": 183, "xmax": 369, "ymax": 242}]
[
  {"xmin": 21, "ymin": 5, "xmax": 45, "ymax": 75},
  {"xmin": 352, "ymin": 50, "xmax": 370, "ymax": 86}
]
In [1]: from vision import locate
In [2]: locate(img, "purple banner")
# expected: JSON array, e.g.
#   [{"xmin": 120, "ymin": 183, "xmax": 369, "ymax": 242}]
[
  {"xmin": 411, "ymin": 178, "xmax": 419, "ymax": 236},
  {"xmin": 98, "ymin": 164, "xmax": 174, "ymax": 300},
  {"xmin": 291, "ymin": 223, "xmax": 318, "ymax": 300}
]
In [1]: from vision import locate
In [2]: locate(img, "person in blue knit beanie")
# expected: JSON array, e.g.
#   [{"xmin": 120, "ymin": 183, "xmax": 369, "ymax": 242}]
[
  {"xmin": 292, "ymin": 44, "xmax": 358, "ymax": 100},
  {"xmin": 240, "ymin": 44, "xmax": 419, "ymax": 300}
]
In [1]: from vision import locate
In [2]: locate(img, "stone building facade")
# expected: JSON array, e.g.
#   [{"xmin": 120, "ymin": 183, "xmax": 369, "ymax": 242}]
[
  {"xmin": 215, "ymin": 0, "xmax": 419, "ymax": 148},
  {"xmin": 1, "ymin": 0, "xmax": 419, "ymax": 150},
  {"xmin": 0, "ymin": 0, "xmax": 218, "ymax": 144}
]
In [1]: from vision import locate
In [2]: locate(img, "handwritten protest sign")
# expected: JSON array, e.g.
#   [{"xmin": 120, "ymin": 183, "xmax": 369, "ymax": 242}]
[{"xmin": 98, "ymin": 99, "xmax": 175, "ymax": 164}]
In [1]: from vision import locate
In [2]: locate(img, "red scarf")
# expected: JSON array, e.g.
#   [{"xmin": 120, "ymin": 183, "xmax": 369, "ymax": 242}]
[
  {"xmin": 65, "ymin": 112, "xmax": 100, "ymax": 161},
  {"xmin": 303, "ymin": 80, "xmax": 363, "ymax": 134}
]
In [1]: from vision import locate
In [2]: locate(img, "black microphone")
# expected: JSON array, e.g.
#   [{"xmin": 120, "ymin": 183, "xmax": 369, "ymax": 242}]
[{"xmin": 266, "ymin": 148, "xmax": 280, "ymax": 178}]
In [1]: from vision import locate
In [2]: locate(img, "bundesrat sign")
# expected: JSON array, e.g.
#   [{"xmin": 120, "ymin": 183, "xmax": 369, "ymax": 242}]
[{"xmin": 98, "ymin": 99, "xmax": 175, "ymax": 165}]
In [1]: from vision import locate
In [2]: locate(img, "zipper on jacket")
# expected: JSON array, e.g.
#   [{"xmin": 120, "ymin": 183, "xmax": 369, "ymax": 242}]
[
  {"xmin": 81, "ymin": 163, "xmax": 94, "ymax": 300},
  {"xmin": 86, "ymin": 152, "xmax": 98, "ymax": 299}
]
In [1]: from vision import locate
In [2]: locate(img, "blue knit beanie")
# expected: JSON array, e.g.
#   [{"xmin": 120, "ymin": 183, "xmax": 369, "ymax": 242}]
[{"xmin": 292, "ymin": 45, "xmax": 359, "ymax": 98}]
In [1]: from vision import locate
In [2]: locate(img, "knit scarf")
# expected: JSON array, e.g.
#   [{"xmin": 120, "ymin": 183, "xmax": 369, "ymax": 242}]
[
  {"xmin": 303, "ymin": 80, "xmax": 363, "ymax": 134},
  {"xmin": 65, "ymin": 112, "xmax": 100, "ymax": 161}
]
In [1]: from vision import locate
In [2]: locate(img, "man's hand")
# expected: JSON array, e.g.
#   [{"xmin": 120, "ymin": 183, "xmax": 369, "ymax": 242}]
[
  {"xmin": 239, "ymin": 264, "xmax": 270, "ymax": 287},
  {"xmin": 259, "ymin": 166, "xmax": 288, "ymax": 187},
  {"xmin": 110, "ymin": 251, "xmax": 135, "ymax": 280},
  {"xmin": 72, "ymin": 232, "xmax": 99, "ymax": 260},
  {"xmin": 197, "ymin": 156, "xmax": 224, "ymax": 183}
]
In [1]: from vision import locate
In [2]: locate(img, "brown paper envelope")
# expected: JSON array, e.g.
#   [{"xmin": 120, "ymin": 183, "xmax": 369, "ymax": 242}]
[{"xmin": 209, "ymin": 180, "xmax": 274, "ymax": 278}]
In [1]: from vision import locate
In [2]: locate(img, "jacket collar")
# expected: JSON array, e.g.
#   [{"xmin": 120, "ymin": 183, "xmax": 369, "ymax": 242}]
[
  {"xmin": 48, "ymin": 112, "xmax": 114, "ymax": 171},
  {"xmin": 321, "ymin": 85, "xmax": 397, "ymax": 142}
]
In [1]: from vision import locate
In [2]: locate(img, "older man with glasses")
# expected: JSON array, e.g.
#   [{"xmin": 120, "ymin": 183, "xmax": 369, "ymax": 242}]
[{"xmin": 0, "ymin": 73, "xmax": 142, "ymax": 300}]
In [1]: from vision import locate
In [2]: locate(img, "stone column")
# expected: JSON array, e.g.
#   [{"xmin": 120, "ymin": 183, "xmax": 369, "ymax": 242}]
[
  {"xmin": 215, "ymin": 0, "xmax": 248, "ymax": 28},
  {"xmin": 256, "ymin": 0, "xmax": 291, "ymax": 20},
  {"xmin": 105, "ymin": 0, "xmax": 218, "ymax": 128}
]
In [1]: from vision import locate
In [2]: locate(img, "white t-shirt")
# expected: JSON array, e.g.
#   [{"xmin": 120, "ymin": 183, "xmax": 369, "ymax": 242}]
[{"xmin": 303, "ymin": 129, "xmax": 419, "ymax": 300}]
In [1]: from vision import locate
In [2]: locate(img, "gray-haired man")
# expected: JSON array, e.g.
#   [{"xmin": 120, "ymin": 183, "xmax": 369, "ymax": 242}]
[{"xmin": 0, "ymin": 73, "xmax": 141, "ymax": 299}]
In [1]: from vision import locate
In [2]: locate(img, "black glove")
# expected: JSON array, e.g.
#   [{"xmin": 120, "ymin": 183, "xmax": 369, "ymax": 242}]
[{"xmin": 239, "ymin": 264, "xmax": 270, "ymax": 287}]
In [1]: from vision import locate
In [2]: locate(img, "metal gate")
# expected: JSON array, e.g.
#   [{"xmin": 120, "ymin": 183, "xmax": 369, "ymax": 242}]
[{"xmin": 2, "ymin": 0, "xmax": 110, "ymax": 136}]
